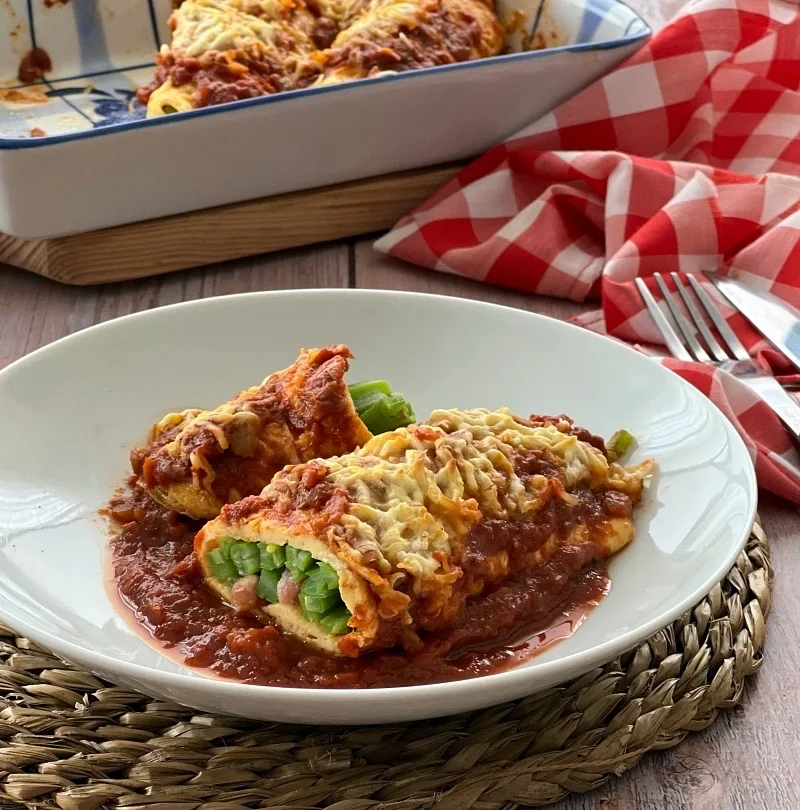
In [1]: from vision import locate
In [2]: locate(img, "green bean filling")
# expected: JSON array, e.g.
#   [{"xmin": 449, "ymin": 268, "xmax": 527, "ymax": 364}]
[
  {"xmin": 348, "ymin": 380, "xmax": 415, "ymax": 434},
  {"xmin": 204, "ymin": 378, "xmax": 413, "ymax": 638},
  {"xmin": 207, "ymin": 537, "xmax": 352, "ymax": 635},
  {"xmin": 607, "ymin": 428, "xmax": 635, "ymax": 463}
]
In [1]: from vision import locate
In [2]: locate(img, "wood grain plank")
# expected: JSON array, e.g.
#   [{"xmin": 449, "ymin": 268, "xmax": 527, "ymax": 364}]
[
  {"xmin": 355, "ymin": 242, "xmax": 800, "ymax": 810},
  {"xmin": 0, "ymin": 244, "xmax": 348, "ymax": 368}
]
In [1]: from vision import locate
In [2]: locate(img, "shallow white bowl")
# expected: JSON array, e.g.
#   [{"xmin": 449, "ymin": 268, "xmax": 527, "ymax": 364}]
[{"xmin": 0, "ymin": 290, "xmax": 756, "ymax": 725}]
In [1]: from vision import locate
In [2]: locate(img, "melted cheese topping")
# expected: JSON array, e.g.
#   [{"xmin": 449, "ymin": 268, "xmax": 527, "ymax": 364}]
[
  {"xmin": 318, "ymin": 408, "xmax": 649, "ymax": 579},
  {"xmin": 314, "ymin": 0, "xmax": 369, "ymax": 26},
  {"xmin": 328, "ymin": 0, "xmax": 432, "ymax": 47},
  {"xmin": 169, "ymin": 0, "xmax": 313, "ymax": 56}
]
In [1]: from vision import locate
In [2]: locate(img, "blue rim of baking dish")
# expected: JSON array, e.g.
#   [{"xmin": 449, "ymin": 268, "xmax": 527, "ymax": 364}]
[{"xmin": 0, "ymin": 0, "xmax": 651, "ymax": 149}]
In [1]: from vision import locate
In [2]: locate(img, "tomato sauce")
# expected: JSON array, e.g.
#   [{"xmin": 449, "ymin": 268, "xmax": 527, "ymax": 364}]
[
  {"xmin": 18, "ymin": 47, "xmax": 52, "ymax": 83},
  {"xmin": 325, "ymin": 10, "xmax": 483, "ymax": 75},
  {"xmin": 109, "ymin": 484, "xmax": 610, "ymax": 688}
]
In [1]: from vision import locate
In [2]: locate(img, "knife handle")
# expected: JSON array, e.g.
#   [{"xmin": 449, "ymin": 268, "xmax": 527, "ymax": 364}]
[{"xmin": 746, "ymin": 375, "xmax": 800, "ymax": 440}]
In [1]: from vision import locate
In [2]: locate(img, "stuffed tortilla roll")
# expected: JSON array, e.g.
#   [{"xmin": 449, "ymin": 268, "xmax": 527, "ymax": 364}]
[
  {"xmin": 131, "ymin": 345, "xmax": 371, "ymax": 520},
  {"xmin": 195, "ymin": 408, "xmax": 654, "ymax": 657}
]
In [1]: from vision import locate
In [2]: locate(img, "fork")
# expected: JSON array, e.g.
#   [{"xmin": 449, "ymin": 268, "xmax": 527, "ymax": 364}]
[{"xmin": 636, "ymin": 272, "xmax": 800, "ymax": 439}]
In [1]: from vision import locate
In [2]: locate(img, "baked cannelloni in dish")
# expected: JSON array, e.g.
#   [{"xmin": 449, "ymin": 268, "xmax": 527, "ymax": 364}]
[
  {"xmin": 194, "ymin": 407, "xmax": 653, "ymax": 657},
  {"xmin": 138, "ymin": 0, "xmax": 505, "ymax": 115}
]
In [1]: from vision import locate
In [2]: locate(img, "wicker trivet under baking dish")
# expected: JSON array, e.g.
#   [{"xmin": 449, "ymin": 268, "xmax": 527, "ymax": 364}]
[{"xmin": 0, "ymin": 521, "xmax": 771, "ymax": 810}]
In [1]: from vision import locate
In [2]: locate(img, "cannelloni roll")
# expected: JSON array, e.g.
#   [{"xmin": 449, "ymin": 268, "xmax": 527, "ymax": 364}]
[
  {"xmin": 313, "ymin": 0, "xmax": 505, "ymax": 85},
  {"xmin": 139, "ymin": 0, "xmax": 321, "ymax": 116},
  {"xmin": 131, "ymin": 345, "xmax": 371, "ymax": 519},
  {"xmin": 195, "ymin": 408, "xmax": 653, "ymax": 656}
]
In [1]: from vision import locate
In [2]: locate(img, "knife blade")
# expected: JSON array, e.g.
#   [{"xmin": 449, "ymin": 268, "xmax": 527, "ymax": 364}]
[
  {"xmin": 725, "ymin": 360, "xmax": 800, "ymax": 439},
  {"xmin": 706, "ymin": 272, "xmax": 800, "ymax": 373}
]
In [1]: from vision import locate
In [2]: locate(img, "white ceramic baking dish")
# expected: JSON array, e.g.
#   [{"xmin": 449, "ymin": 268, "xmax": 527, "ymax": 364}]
[{"xmin": 0, "ymin": 0, "xmax": 649, "ymax": 238}]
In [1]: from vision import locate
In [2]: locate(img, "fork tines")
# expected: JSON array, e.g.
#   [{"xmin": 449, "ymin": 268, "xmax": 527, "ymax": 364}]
[{"xmin": 635, "ymin": 273, "xmax": 750, "ymax": 364}]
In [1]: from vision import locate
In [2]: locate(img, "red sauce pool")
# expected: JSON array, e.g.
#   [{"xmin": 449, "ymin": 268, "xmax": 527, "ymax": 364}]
[{"xmin": 108, "ymin": 486, "xmax": 610, "ymax": 688}]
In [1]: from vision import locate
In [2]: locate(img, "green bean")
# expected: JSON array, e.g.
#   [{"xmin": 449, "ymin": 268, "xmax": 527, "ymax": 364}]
[
  {"xmin": 386, "ymin": 392, "xmax": 414, "ymax": 422},
  {"xmin": 216, "ymin": 536, "xmax": 237, "ymax": 560},
  {"xmin": 260, "ymin": 543, "xmax": 286, "ymax": 571},
  {"xmin": 348, "ymin": 380, "xmax": 415, "ymax": 434},
  {"xmin": 300, "ymin": 577, "xmax": 333, "ymax": 597},
  {"xmin": 207, "ymin": 548, "xmax": 237, "ymax": 582},
  {"xmin": 357, "ymin": 397, "xmax": 392, "ymax": 434},
  {"xmin": 318, "ymin": 606, "xmax": 352, "ymax": 635},
  {"xmin": 358, "ymin": 390, "xmax": 415, "ymax": 434},
  {"xmin": 348, "ymin": 380, "xmax": 392, "ymax": 413},
  {"xmin": 607, "ymin": 429, "xmax": 635, "ymax": 462},
  {"xmin": 229, "ymin": 541, "xmax": 261, "ymax": 576},
  {"xmin": 286, "ymin": 546, "xmax": 314, "ymax": 581},
  {"xmin": 299, "ymin": 590, "xmax": 341, "ymax": 615},
  {"xmin": 210, "ymin": 539, "xmax": 351, "ymax": 634},
  {"xmin": 300, "ymin": 562, "xmax": 339, "ymax": 610},
  {"xmin": 256, "ymin": 568, "xmax": 281, "ymax": 603},
  {"xmin": 303, "ymin": 563, "xmax": 338, "ymax": 594}
]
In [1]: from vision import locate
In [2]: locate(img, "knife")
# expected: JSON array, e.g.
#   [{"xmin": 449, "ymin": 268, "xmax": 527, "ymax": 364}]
[{"xmin": 705, "ymin": 272, "xmax": 800, "ymax": 373}]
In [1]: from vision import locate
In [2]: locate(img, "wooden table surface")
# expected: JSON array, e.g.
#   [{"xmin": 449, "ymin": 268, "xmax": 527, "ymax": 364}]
[{"xmin": 1, "ymin": 242, "xmax": 798, "ymax": 810}]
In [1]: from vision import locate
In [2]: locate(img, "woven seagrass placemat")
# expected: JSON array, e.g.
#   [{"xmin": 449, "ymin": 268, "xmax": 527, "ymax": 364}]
[{"xmin": 0, "ymin": 522, "xmax": 771, "ymax": 810}]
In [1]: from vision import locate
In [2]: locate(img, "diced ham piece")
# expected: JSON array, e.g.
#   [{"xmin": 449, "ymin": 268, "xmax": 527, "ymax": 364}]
[
  {"xmin": 230, "ymin": 574, "xmax": 260, "ymax": 610},
  {"xmin": 277, "ymin": 569, "xmax": 301, "ymax": 605}
]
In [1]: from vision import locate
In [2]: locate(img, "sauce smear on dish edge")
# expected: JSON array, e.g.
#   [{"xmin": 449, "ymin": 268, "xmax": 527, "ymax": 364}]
[{"xmin": 108, "ymin": 484, "xmax": 610, "ymax": 688}]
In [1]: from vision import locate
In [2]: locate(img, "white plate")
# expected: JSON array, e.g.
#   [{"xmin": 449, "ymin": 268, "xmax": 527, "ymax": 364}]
[{"xmin": 0, "ymin": 290, "xmax": 756, "ymax": 725}]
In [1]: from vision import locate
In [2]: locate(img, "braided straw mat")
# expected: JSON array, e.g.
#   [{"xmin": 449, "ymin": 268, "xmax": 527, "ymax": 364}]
[{"xmin": 0, "ymin": 521, "xmax": 771, "ymax": 810}]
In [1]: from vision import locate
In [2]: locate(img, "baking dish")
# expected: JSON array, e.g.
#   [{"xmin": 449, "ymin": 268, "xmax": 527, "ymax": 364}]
[{"xmin": 0, "ymin": 0, "xmax": 649, "ymax": 237}]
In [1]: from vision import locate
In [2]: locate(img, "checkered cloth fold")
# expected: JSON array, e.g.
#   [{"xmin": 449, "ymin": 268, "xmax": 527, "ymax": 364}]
[{"xmin": 375, "ymin": 0, "xmax": 800, "ymax": 502}]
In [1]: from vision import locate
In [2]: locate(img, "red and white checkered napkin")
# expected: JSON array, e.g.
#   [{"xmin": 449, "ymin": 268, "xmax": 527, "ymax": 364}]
[{"xmin": 375, "ymin": 0, "xmax": 800, "ymax": 502}]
